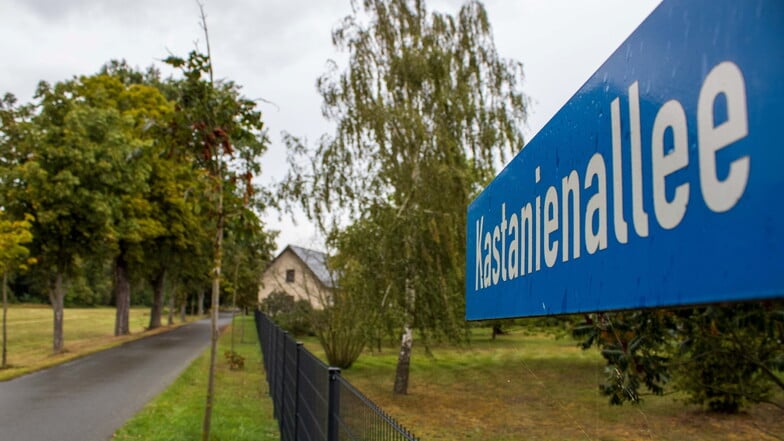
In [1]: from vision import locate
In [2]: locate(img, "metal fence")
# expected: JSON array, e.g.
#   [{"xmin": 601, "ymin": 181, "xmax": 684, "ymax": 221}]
[{"xmin": 255, "ymin": 310, "xmax": 419, "ymax": 441}]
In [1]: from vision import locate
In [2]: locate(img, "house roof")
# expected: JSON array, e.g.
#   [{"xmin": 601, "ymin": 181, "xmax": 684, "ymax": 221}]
[{"xmin": 285, "ymin": 245, "xmax": 335, "ymax": 288}]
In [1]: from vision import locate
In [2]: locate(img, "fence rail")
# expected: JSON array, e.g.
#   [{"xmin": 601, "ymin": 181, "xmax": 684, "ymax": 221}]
[{"xmin": 255, "ymin": 310, "xmax": 419, "ymax": 441}]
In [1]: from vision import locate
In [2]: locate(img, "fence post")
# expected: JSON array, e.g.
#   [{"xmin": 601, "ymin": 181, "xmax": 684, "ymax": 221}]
[
  {"xmin": 270, "ymin": 325, "xmax": 276, "ymax": 414},
  {"xmin": 294, "ymin": 342, "xmax": 303, "ymax": 441},
  {"xmin": 327, "ymin": 367, "xmax": 341, "ymax": 441},
  {"xmin": 280, "ymin": 331, "xmax": 288, "ymax": 439}
]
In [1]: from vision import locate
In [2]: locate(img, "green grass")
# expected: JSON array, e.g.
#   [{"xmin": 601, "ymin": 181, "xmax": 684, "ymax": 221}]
[
  {"xmin": 1, "ymin": 304, "xmax": 194, "ymax": 380},
  {"xmin": 114, "ymin": 315, "xmax": 279, "ymax": 441},
  {"xmin": 304, "ymin": 326, "xmax": 784, "ymax": 441}
]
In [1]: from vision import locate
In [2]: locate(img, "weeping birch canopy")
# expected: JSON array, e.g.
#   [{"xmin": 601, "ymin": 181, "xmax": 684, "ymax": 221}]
[{"xmin": 283, "ymin": 0, "xmax": 527, "ymax": 344}]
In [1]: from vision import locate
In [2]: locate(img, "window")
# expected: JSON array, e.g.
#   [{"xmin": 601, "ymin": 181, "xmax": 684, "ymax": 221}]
[{"xmin": 285, "ymin": 269, "xmax": 295, "ymax": 283}]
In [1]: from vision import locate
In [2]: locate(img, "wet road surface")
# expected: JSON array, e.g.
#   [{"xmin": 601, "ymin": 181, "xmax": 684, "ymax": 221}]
[{"xmin": 0, "ymin": 314, "xmax": 233, "ymax": 441}]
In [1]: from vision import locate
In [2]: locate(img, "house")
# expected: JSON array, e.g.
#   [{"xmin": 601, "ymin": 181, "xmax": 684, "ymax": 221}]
[{"xmin": 258, "ymin": 245, "xmax": 334, "ymax": 309}]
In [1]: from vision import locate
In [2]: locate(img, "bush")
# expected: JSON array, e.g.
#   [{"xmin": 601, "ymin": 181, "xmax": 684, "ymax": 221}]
[
  {"xmin": 260, "ymin": 291, "xmax": 314, "ymax": 336},
  {"xmin": 574, "ymin": 302, "xmax": 784, "ymax": 412},
  {"xmin": 313, "ymin": 302, "xmax": 367, "ymax": 369},
  {"xmin": 224, "ymin": 350, "xmax": 245, "ymax": 370}
]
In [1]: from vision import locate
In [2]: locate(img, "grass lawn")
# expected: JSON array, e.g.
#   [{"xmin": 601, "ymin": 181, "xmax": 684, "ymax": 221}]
[
  {"xmin": 0, "ymin": 304, "xmax": 194, "ymax": 381},
  {"xmin": 303, "ymin": 326, "xmax": 784, "ymax": 441},
  {"xmin": 114, "ymin": 315, "xmax": 279, "ymax": 441}
]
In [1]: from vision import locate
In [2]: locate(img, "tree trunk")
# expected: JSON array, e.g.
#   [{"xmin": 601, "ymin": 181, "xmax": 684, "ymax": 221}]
[
  {"xmin": 167, "ymin": 286, "xmax": 175, "ymax": 325},
  {"xmin": 393, "ymin": 324, "xmax": 413, "ymax": 394},
  {"xmin": 202, "ymin": 191, "xmax": 224, "ymax": 441},
  {"xmin": 148, "ymin": 268, "xmax": 166, "ymax": 330},
  {"xmin": 180, "ymin": 301, "xmax": 187, "ymax": 323},
  {"xmin": 492, "ymin": 324, "xmax": 501, "ymax": 340},
  {"xmin": 197, "ymin": 290, "xmax": 205, "ymax": 316},
  {"xmin": 114, "ymin": 251, "xmax": 131, "ymax": 336},
  {"xmin": 230, "ymin": 270, "xmax": 237, "ymax": 353},
  {"xmin": 240, "ymin": 307, "xmax": 246, "ymax": 343},
  {"xmin": 50, "ymin": 273, "xmax": 65, "ymax": 353},
  {"xmin": 2, "ymin": 272, "xmax": 8, "ymax": 368}
]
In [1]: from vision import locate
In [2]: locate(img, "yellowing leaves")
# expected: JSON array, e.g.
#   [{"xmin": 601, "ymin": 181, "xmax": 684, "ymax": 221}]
[{"xmin": 0, "ymin": 212, "xmax": 34, "ymax": 274}]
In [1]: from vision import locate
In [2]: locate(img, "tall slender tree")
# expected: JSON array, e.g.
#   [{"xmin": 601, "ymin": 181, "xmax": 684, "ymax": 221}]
[
  {"xmin": 283, "ymin": 0, "xmax": 527, "ymax": 393},
  {"xmin": 164, "ymin": 7, "xmax": 271, "ymax": 436}
]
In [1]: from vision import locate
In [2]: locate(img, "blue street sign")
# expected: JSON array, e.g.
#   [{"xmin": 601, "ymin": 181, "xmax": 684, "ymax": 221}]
[{"xmin": 466, "ymin": 0, "xmax": 784, "ymax": 320}]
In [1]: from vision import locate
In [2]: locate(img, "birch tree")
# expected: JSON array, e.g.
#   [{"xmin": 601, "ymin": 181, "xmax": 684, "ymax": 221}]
[{"xmin": 283, "ymin": 0, "xmax": 527, "ymax": 394}]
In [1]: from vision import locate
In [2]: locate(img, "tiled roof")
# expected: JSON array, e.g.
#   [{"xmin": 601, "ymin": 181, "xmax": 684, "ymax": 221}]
[{"xmin": 288, "ymin": 245, "xmax": 335, "ymax": 288}]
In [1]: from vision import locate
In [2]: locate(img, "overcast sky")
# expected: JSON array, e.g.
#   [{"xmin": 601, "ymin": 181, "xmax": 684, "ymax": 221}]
[{"xmin": 0, "ymin": 0, "xmax": 660, "ymax": 253}]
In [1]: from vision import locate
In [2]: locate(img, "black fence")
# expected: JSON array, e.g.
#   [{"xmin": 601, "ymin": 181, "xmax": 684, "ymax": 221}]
[{"xmin": 255, "ymin": 310, "xmax": 419, "ymax": 441}]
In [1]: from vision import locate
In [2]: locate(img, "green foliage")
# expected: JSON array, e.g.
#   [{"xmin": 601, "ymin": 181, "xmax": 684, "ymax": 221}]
[
  {"xmin": 5, "ymin": 73, "xmax": 170, "ymax": 276},
  {"xmin": 164, "ymin": 50, "xmax": 269, "ymax": 197},
  {"xmin": 223, "ymin": 208, "xmax": 276, "ymax": 311},
  {"xmin": 282, "ymin": 0, "xmax": 528, "ymax": 383},
  {"xmin": 260, "ymin": 291, "xmax": 296, "ymax": 316},
  {"xmin": 312, "ymin": 288, "xmax": 370, "ymax": 369},
  {"xmin": 0, "ymin": 213, "xmax": 34, "ymax": 275},
  {"xmin": 574, "ymin": 303, "xmax": 784, "ymax": 412},
  {"xmin": 574, "ymin": 310, "xmax": 674, "ymax": 405},
  {"xmin": 260, "ymin": 291, "xmax": 314, "ymax": 337},
  {"xmin": 671, "ymin": 303, "xmax": 784, "ymax": 412},
  {"xmin": 0, "ymin": 211, "xmax": 35, "ymax": 367},
  {"xmin": 1, "ymin": 41, "xmax": 273, "ymax": 357}
]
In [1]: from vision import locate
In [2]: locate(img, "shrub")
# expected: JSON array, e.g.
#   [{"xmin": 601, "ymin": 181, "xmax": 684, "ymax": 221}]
[
  {"xmin": 260, "ymin": 291, "xmax": 314, "ymax": 336},
  {"xmin": 224, "ymin": 350, "xmax": 245, "ymax": 370}
]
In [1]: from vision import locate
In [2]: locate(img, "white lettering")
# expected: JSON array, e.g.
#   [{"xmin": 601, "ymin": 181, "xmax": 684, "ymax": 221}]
[
  {"xmin": 483, "ymin": 231, "xmax": 491, "ymax": 288},
  {"xmin": 585, "ymin": 153, "xmax": 608, "ymax": 254},
  {"xmin": 544, "ymin": 186, "xmax": 559, "ymax": 268},
  {"xmin": 470, "ymin": 60, "xmax": 752, "ymax": 294},
  {"xmin": 698, "ymin": 61, "xmax": 750, "ymax": 213},
  {"xmin": 500, "ymin": 204, "xmax": 508, "ymax": 281},
  {"xmin": 611, "ymin": 97, "xmax": 629, "ymax": 245},
  {"xmin": 492, "ymin": 225, "xmax": 501, "ymax": 285},
  {"xmin": 475, "ymin": 217, "xmax": 484, "ymax": 290},
  {"xmin": 629, "ymin": 82, "xmax": 649, "ymax": 238},
  {"xmin": 562, "ymin": 170, "xmax": 581, "ymax": 262},
  {"xmin": 507, "ymin": 213, "xmax": 519, "ymax": 279},
  {"xmin": 652, "ymin": 100, "xmax": 690, "ymax": 229},
  {"xmin": 521, "ymin": 203, "xmax": 534, "ymax": 275}
]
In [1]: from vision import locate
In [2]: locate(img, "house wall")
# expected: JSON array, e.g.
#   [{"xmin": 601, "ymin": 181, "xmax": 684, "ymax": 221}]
[{"xmin": 258, "ymin": 249, "xmax": 330, "ymax": 309}]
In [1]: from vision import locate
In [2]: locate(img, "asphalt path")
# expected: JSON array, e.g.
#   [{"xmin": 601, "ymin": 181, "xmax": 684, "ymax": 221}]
[{"xmin": 0, "ymin": 313, "xmax": 234, "ymax": 441}]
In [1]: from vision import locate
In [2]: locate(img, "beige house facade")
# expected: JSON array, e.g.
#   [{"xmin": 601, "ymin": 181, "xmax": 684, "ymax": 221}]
[{"xmin": 258, "ymin": 245, "xmax": 334, "ymax": 309}]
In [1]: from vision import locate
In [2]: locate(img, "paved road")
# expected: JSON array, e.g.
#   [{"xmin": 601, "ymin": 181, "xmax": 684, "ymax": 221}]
[{"xmin": 0, "ymin": 314, "xmax": 234, "ymax": 441}]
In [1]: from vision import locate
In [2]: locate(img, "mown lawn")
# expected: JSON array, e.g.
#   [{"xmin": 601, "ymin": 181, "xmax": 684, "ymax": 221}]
[
  {"xmin": 0, "ymin": 304, "xmax": 193, "ymax": 380},
  {"xmin": 304, "ymin": 327, "xmax": 784, "ymax": 441},
  {"xmin": 114, "ymin": 315, "xmax": 279, "ymax": 441}
]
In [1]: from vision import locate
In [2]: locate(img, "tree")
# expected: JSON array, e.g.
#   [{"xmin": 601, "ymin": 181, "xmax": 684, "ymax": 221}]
[
  {"xmin": 142, "ymin": 160, "xmax": 206, "ymax": 330},
  {"xmin": 164, "ymin": 6, "xmax": 271, "ymax": 435},
  {"xmin": 282, "ymin": 0, "xmax": 527, "ymax": 394},
  {"xmin": 4, "ymin": 79, "xmax": 115, "ymax": 351},
  {"xmin": 223, "ymin": 208, "xmax": 275, "ymax": 350},
  {"xmin": 82, "ymin": 75, "xmax": 172, "ymax": 336},
  {"xmin": 98, "ymin": 59, "xmax": 210, "ymax": 330},
  {"xmin": 672, "ymin": 303, "xmax": 784, "ymax": 412},
  {"xmin": 1, "ymin": 71, "xmax": 173, "ymax": 349},
  {"xmin": 0, "ymin": 212, "xmax": 34, "ymax": 368},
  {"xmin": 572, "ymin": 310, "xmax": 674, "ymax": 406}
]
